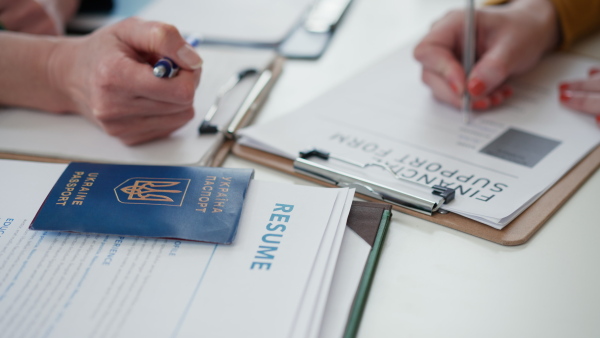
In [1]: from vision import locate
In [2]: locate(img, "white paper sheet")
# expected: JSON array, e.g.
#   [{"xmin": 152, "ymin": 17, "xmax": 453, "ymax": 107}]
[
  {"xmin": 238, "ymin": 45, "xmax": 600, "ymax": 229},
  {"xmin": 318, "ymin": 229, "xmax": 370, "ymax": 338},
  {"xmin": 291, "ymin": 187, "xmax": 354, "ymax": 338},
  {"xmin": 137, "ymin": 0, "xmax": 313, "ymax": 44},
  {"xmin": 0, "ymin": 160, "xmax": 353, "ymax": 338}
]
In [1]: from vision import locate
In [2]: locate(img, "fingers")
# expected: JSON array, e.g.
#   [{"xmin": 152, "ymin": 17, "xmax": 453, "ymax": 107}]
[
  {"xmin": 470, "ymin": 86, "xmax": 512, "ymax": 110},
  {"xmin": 421, "ymin": 69, "xmax": 462, "ymax": 108},
  {"xmin": 102, "ymin": 108, "xmax": 195, "ymax": 146},
  {"xmin": 414, "ymin": 10, "xmax": 466, "ymax": 95},
  {"xmin": 467, "ymin": 39, "xmax": 513, "ymax": 98},
  {"xmin": 88, "ymin": 94, "xmax": 195, "ymax": 121},
  {"xmin": 91, "ymin": 18, "xmax": 202, "ymax": 107},
  {"xmin": 558, "ymin": 68, "xmax": 600, "ymax": 117},
  {"xmin": 415, "ymin": 44, "xmax": 465, "ymax": 96},
  {"xmin": 111, "ymin": 17, "xmax": 203, "ymax": 71},
  {"xmin": 91, "ymin": 52, "xmax": 201, "ymax": 108},
  {"xmin": 422, "ymin": 67, "xmax": 513, "ymax": 110},
  {"xmin": 413, "ymin": 9, "xmax": 515, "ymax": 111},
  {"xmin": 559, "ymin": 90, "xmax": 600, "ymax": 116},
  {"xmin": 559, "ymin": 77, "xmax": 600, "ymax": 92}
]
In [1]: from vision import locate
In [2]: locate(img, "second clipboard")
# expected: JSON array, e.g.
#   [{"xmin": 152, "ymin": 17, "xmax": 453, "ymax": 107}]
[{"xmin": 231, "ymin": 142, "xmax": 600, "ymax": 246}]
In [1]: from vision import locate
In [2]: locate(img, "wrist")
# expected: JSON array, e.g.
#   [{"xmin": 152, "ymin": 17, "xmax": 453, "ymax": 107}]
[
  {"xmin": 513, "ymin": 0, "xmax": 561, "ymax": 52},
  {"xmin": 46, "ymin": 36, "xmax": 82, "ymax": 113},
  {"xmin": 0, "ymin": 32, "xmax": 73, "ymax": 112}
]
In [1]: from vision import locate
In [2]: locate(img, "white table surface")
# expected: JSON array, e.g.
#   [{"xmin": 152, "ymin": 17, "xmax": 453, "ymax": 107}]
[{"xmin": 223, "ymin": 0, "xmax": 600, "ymax": 337}]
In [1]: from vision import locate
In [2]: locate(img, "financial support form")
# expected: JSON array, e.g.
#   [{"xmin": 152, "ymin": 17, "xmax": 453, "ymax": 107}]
[{"xmin": 237, "ymin": 45, "xmax": 600, "ymax": 229}]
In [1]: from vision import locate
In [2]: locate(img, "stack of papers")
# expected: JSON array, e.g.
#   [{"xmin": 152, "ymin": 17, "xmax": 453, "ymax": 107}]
[
  {"xmin": 0, "ymin": 160, "xmax": 357, "ymax": 337},
  {"xmin": 238, "ymin": 45, "xmax": 600, "ymax": 229}
]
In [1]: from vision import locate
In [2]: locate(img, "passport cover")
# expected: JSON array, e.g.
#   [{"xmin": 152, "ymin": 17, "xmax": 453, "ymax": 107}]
[{"xmin": 30, "ymin": 162, "xmax": 254, "ymax": 243}]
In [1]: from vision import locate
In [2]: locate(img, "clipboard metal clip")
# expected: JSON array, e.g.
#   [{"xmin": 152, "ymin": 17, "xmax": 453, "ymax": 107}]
[
  {"xmin": 293, "ymin": 149, "xmax": 455, "ymax": 216},
  {"xmin": 199, "ymin": 68, "xmax": 258, "ymax": 135}
]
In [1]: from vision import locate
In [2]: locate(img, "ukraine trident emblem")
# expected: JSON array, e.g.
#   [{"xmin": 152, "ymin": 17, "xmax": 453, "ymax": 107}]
[{"xmin": 115, "ymin": 178, "xmax": 191, "ymax": 206}]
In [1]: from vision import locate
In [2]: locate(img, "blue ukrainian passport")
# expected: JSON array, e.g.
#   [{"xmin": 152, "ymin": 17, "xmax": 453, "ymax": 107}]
[{"xmin": 31, "ymin": 162, "xmax": 254, "ymax": 244}]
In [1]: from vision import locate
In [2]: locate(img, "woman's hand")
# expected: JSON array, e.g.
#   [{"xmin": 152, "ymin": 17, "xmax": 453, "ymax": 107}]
[
  {"xmin": 559, "ymin": 68, "xmax": 600, "ymax": 126},
  {"xmin": 413, "ymin": 0, "xmax": 560, "ymax": 110}
]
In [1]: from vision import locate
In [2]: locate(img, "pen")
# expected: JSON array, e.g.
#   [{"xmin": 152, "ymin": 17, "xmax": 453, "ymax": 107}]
[
  {"xmin": 343, "ymin": 209, "xmax": 391, "ymax": 338},
  {"xmin": 463, "ymin": 0, "xmax": 476, "ymax": 123},
  {"xmin": 153, "ymin": 36, "xmax": 201, "ymax": 78}
]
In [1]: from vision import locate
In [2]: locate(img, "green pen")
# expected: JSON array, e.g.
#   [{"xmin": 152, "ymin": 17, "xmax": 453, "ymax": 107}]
[{"xmin": 343, "ymin": 209, "xmax": 392, "ymax": 338}]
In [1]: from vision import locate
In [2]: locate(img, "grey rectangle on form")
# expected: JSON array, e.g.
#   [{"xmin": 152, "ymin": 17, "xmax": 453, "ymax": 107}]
[{"xmin": 479, "ymin": 128, "xmax": 561, "ymax": 168}]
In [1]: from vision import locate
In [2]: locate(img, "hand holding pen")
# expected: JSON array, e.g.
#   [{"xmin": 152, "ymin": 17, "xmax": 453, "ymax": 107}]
[
  {"xmin": 154, "ymin": 36, "xmax": 202, "ymax": 78},
  {"xmin": 413, "ymin": 0, "xmax": 559, "ymax": 113},
  {"xmin": 46, "ymin": 18, "xmax": 203, "ymax": 145}
]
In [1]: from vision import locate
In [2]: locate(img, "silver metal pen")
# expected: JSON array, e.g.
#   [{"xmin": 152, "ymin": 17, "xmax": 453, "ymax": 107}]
[{"xmin": 463, "ymin": 0, "xmax": 476, "ymax": 124}]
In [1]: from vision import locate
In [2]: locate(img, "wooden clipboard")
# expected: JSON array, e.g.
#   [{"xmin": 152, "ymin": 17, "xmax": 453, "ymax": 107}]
[{"xmin": 232, "ymin": 143, "xmax": 600, "ymax": 246}]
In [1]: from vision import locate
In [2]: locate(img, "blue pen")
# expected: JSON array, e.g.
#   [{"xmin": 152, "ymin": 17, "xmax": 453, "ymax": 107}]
[{"xmin": 153, "ymin": 36, "xmax": 201, "ymax": 78}]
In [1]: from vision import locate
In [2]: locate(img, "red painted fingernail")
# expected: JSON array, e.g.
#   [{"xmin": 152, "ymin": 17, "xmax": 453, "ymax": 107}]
[
  {"xmin": 468, "ymin": 78, "xmax": 487, "ymax": 96},
  {"xmin": 560, "ymin": 90, "xmax": 573, "ymax": 102},
  {"xmin": 596, "ymin": 115, "xmax": 600, "ymax": 126},
  {"xmin": 589, "ymin": 68, "xmax": 600, "ymax": 76},
  {"xmin": 559, "ymin": 83, "xmax": 570, "ymax": 91},
  {"xmin": 472, "ymin": 99, "xmax": 489, "ymax": 110},
  {"xmin": 502, "ymin": 87, "xmax": 513, "ymax": 98}
]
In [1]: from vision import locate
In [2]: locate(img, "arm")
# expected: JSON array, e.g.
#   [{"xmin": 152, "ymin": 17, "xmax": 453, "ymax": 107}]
[
  {"xmin": 0, "ymin": 32, "xmax": 71, "ymax": 112},
  {"xmin": 0, "ymin": 18, "xmax": 203, "ymax": 145}
]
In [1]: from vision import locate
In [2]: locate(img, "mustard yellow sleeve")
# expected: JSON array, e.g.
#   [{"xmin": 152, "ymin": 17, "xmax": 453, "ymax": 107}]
[
  {"xmin": 550, "ymin": 0, "xmax": 600, "ymax": 48},
  {"xmin": 484, "ymin": 0, "xmax": 510, "ymax": 5},
  {"xmin": 484, "ymin": 0, "xmax": 600, "ymax": 48}
]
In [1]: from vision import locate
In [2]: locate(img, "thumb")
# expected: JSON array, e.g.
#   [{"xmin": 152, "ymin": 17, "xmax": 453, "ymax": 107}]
[
  {"xmin": 467, "ymin": 44, "xmax": 514, "ymax": 98},
  {"xmin": 112, "ymin": 17, "xmax": 203, "ymax": 70}
]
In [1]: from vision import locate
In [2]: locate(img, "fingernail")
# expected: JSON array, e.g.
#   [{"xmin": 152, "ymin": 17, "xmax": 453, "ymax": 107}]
[
  {"xmin": 596, "ymin": 115, "xmax": 600, "ymax": 126},
  {"xmin": 589, "ymin": 68, "xmax": 600, "ymax": 76},
  {"xmin": 468, "ymin": 78, "xmax": 486, "ymax": 96},
  {"xmin": 560, "ymin": 90, "xmax": 573, "ymax": 102},
  {"xmin": 502, "ymin": 87, "xmax": 513, "ymax": 98},
  {"xmin": 450, "ymin": 81, "xmax": 462, "ymax": 95},
  {"xmin": 559, "ymin": 83, "xmax": 570, "ymax": 91},
  {"xmin": 177, "ymin": 44, "xmax": 203, "ymax": 69},
  {"xmin": 472, "ymin": 99, "xmax": 489, "ymax": 110}
]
